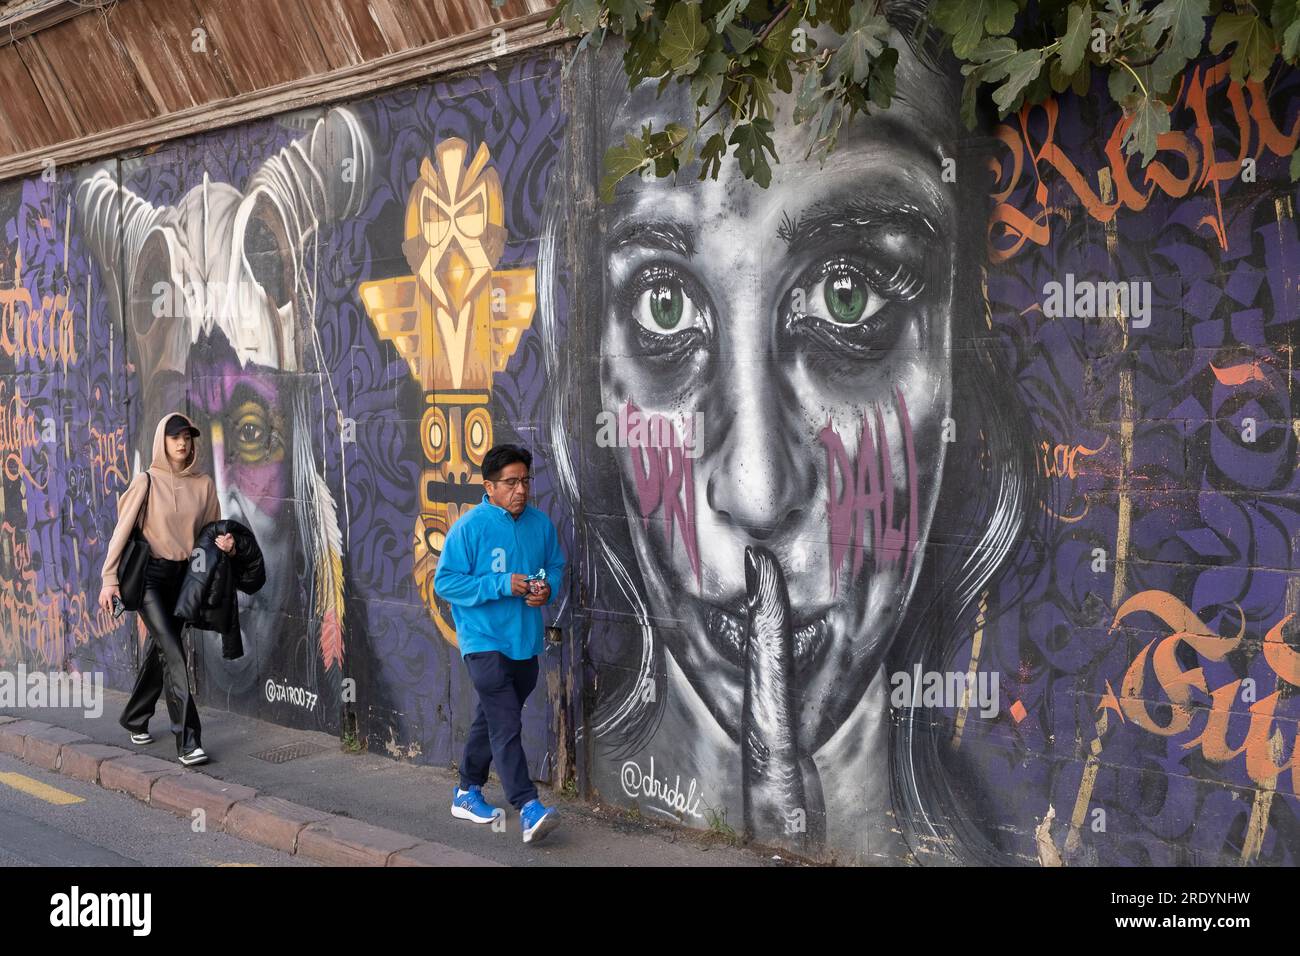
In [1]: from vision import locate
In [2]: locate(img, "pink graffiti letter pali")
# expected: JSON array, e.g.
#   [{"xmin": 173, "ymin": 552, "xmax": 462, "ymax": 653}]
[
  {"xmin": 625, "ymin": 400, "xmax": 701, "ymax": 585},
  {"xmin": 819, "ymin": 388, "xmax": 919, "ymax": 597}
]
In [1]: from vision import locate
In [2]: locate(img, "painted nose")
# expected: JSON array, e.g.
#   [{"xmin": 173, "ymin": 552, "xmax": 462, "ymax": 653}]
[{"xmin": 705, "ymin": 386, "xmax": 816, "ymax": 542}]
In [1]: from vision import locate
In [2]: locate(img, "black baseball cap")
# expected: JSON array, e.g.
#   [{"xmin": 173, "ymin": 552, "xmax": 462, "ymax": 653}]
[{"xmin": 164, "ymin": 415, "xmax": 201, "ymax": 438}]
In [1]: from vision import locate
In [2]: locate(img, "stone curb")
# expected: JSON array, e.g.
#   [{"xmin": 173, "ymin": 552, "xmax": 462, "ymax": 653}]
[
  {"xmin": 390, "ymin": 841, "xmax": 505, "ymax": 867},
  {"xmin": 24, "ymin": 724, "xmax": 91, "ymax": 770},
  {"xmin": 0, "ymin": 715, "xmax": 498, "ymax": 867},
  {"xmin": 0, "ymin": 718, "xmax": 53, "ymax": 757},
  {"xmin": 150, "ymin": 773, "xmax": 259, "ymax": 827},
  {"xmin": 59, "ymin": 742, "xmax": 135, "ymax": 784},
  {"xmin": 224, "ymin": 796, "xmax": 332, "ymax": 855},
  {"xmin": 296, "ymin": 816, "xmax": 423, "ymax": 866},
  {"xmin": 99, "ymin": 752, "xmax": 188, "ymax": 801}
]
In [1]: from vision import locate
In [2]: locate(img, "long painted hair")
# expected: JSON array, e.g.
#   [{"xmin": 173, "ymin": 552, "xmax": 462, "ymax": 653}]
[{"xmin": 536, "ymin": 2, "xmax": 1048, "ymax": 864}]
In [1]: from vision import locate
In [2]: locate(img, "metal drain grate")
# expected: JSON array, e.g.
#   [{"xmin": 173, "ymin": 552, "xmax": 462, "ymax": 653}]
[{"xmin": 249, "ymin": 740, "xmax": 331, "ymax": 764}]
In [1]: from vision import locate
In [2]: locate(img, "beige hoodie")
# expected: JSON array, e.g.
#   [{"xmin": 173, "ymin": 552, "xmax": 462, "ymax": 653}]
[{"xmin": 101, "ymin": 412, "xmax": 221, "ymax": 587}]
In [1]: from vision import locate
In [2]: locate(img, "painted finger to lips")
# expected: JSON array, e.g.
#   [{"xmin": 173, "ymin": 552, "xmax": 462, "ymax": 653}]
[{"xmin": 742, "ymin": 545, "xmax": 824, "ymax": 845}]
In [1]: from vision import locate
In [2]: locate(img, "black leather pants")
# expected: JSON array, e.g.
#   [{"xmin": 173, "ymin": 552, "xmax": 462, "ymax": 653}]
[{"xmin": 118, "ymin": 557, "xmax": 201, "ymax": 755}]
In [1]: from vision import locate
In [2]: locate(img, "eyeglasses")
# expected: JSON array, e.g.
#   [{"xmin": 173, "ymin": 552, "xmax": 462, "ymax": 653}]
[{"xmin": 490, "ymin": 476, "xmax": 532, "ymax": 490}]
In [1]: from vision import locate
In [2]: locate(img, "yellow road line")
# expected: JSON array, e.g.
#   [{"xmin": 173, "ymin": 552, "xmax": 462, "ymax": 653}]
[{"xmin": 0, "ymin": 771, "xmax": 85, "ymax": 805}]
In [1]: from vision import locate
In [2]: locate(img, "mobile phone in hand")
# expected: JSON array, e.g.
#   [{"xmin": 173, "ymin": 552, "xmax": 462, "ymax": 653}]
[{"xmin": 111, "ymin": 594, "xmax": 126, "ymax": 619}]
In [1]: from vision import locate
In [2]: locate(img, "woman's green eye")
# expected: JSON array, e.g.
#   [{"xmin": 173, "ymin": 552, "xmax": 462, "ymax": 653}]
[
  {"xmin": 629, "ymin": 267, "xmax": 705, "ymax": 336},
  {"xmin": 798, "ymin": 261, "xmax": 889, "ymax": 327},
  {"xmin": 647, "ymin": 282, "xmax": 683, "ymax": 329},
  {"xmin": 824, "ymin": 272, "xmax": 869, "ymax": 324}
]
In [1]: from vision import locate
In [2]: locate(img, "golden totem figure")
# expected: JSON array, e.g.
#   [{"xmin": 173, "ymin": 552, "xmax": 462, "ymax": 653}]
[{"xmin": 359, "ymin": 138, "xmax": 536, "ymax": 644}]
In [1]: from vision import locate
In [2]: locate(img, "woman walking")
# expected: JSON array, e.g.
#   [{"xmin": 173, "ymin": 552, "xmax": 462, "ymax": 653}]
[{"xmin": 98, "ymin": 412, "xmax": 233, "ymax": 766}]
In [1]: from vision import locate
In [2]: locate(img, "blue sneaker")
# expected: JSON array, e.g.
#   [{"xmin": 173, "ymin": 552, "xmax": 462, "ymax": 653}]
[
  {"xmin": 520, "ymin": 799, "xmax": 559, "ymax": 844},
  {"xmin": 451, "ymin": 785, "xmax": 500, "ymax": 824}
]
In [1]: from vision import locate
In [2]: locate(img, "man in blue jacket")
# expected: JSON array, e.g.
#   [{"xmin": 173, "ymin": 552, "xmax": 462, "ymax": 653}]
[{"xmin": 434, "ymin": 444, "xmax": 566, "ymax": 844}]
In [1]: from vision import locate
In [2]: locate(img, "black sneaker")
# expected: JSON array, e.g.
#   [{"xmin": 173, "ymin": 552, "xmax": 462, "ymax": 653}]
[{"xmin": 128, "ymin": 732, "xmax": 154, "ymax": 745}]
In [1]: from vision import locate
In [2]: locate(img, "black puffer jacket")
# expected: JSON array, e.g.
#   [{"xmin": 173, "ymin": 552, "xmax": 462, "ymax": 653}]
[{"xmin": 173, "ymin": 519, "xmax": 266, "ymax": 659}]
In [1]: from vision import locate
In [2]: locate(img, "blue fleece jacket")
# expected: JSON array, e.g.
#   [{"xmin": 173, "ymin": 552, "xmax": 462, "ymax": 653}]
[{"xmin": 433, "ymin": 494, "xmax": 566, "ymax": 660}]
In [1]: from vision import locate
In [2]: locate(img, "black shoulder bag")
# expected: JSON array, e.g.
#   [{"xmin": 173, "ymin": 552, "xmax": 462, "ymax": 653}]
[{"xmin": 117, "ymin": 473, "xmax": 153, "ymax": 611}]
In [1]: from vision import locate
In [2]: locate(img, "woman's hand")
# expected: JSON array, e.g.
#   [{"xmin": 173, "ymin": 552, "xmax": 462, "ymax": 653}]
[
  {"xmin": 98, "ymin": 585, "xmax": 120, "ymax": 614},
  {"xmin": 215, "ymin": 533, "xmax": 235, "ymax": 554}
]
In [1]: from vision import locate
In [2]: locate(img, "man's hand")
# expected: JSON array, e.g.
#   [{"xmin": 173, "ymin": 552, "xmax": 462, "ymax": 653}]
[
  {"xmin": 508, "ymin": 574, "xmax": 529, "ymax": 596},
  {"xmin": 525, "ymin": 582, "xmax": 551, "ymax": 607},
  {"xmin": 215, "ymin": 533, "xmax": 235, "ymax": 554}
]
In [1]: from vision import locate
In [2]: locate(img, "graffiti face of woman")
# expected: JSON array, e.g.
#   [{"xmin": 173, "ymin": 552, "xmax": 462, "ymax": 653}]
[{"xmin": 599, "ymin": 32, "xmax": 959, "ymax": 755}]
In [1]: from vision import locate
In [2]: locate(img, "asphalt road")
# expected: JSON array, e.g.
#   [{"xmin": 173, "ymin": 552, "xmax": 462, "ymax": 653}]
[{"xmin": 0, "ymin": 753, "xmax": 316, "ymax": 867}]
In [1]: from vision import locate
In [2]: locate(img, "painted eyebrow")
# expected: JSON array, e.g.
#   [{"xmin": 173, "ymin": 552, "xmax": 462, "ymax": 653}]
[
  {"xmin": 606, "ymin": 218, "xmax": 697, "ymax": 259},
  {"xmin": 775, "ymin": 196, "xmax": 940, "ymax": 249},
  {"xmin": 607, "ymin": 194, "xmax": 938, "ymax": 260}
]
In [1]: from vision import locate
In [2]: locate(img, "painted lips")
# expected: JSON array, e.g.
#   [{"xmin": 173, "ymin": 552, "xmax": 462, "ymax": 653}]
[{"xmin": 701, "ymin": 555, "xmax": 830, "ymax": 674}]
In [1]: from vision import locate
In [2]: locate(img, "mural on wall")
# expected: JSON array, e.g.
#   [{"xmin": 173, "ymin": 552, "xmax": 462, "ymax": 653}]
[
  {"xmin": 539, "ymin": 19, "xmax": 1024, "ymax": 861},
  {"xmin": 0, "ymin": 52, "xmax": 565, "ymax": 773},
  {"xmin": 75, "ymin": 108, "xmax": 371, "ymax": 729},
  {"xmin": 41, "ymin": 53, "xmax": 566, "ymax": 754},
  {"xmin": 322, "ymin": 55, "xmax": 567, "ymax": 765},
  {"xmin": 537, "ymin": 12, "xmax": 1300, "ymax": 866},
  {"xmin": 4, "ymin": 13, "xmax": 1299, "ymax": 867},
  {"xmin": 0, "ymin": 172, "xmax": 128, "ymax": 685},
  {"xmin": 981, "ymin": 54, "xmax": 1300, "ymax": 866},
  {"xmin": 359, "ymin": 137, "xmax": 538, "ymax": 646}
]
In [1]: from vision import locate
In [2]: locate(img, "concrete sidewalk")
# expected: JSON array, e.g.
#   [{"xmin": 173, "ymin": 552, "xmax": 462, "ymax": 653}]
[{"xmin": 0, "ymin": 690, "xmax": 775, "ymax": 867}]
